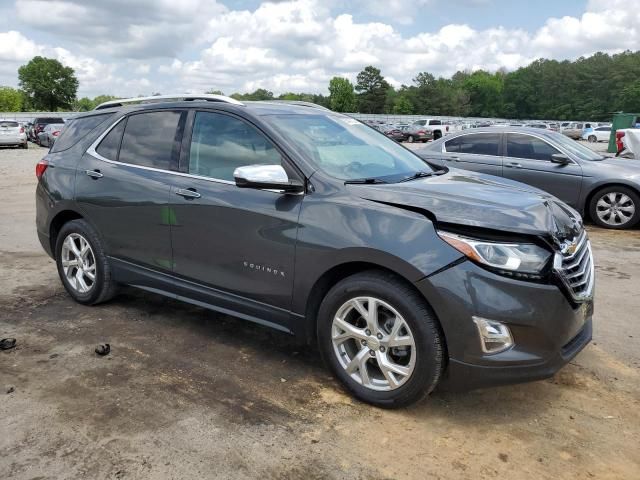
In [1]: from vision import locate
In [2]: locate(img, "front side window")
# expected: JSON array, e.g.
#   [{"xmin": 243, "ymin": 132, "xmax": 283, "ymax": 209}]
[
  {"xmin": 264, "ymin": 113, "xmax": 433, "ymax": 182},
  {"xmin": 188, "ymin": 112, "xmax": 283, "ymax": 181},
  {"xmin": 506, "ymin": 134, "xmax": 559, "ymax": 161},
  {"xmin": 118, "ymin": 111, "xmax": 183, "ymax": 169},
  {"xmin": 429, "ymin": 120, "xmax": 441, "ymax": 126},
  {"xmin": 444, "ymin": 134, "xmax": 500, "ymax": 156}
]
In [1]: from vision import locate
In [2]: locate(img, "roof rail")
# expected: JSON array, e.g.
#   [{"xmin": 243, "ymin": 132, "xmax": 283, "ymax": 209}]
[
  {"xmin": 94, "ymin": 94, "xmax": 244, "ymax": 110},
  {"xmin": 257, "ymin": 100, "xmax": 331, "ymax": 111}
]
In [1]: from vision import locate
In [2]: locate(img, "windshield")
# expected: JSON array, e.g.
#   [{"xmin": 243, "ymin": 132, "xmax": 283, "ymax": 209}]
[
  {"xmin": 264, "ymin": 113, "xmax": 433, "ymax": 182},
  {"xmin": 551, "ymin": 131, "xmax": 604, "ymax": 160}
]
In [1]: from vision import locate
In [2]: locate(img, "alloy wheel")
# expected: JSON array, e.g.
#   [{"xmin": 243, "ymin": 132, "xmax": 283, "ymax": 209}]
[
  {"xmin": 61, "ymin": 233, "xmax": 97, "ymax": 293},
  {"xmin": 596, "ymin": 192, "xmax": 636, "ymax": 226},
  {"xmin": 331, "ymin": 296, "xmax": 416, "ymax": 391}
]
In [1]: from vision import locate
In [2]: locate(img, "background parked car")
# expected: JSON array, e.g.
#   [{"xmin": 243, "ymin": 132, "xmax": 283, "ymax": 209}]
[
  {"xmin": 411, "ymin": 118, "xmax": 450, "ymax": 139},
  {"xmin": 30, "ymin": 117, "xmax": 65, "ymax": 143},
  {"xmin": 37, "ymin": 123, "xmax": 65, "ymax": 148},
  {"xmin": 562, "ymin": 123, "xmax": 584, "ymax": 140},
  {"xmin": 417, "ymin": 127, "xmax": 640, "ymax": 229},
  {"xmin": 403, "ymin": 124, "xmax": 433, "ymax": 143},
  {"xmin": 583, "ymin": 125, "xmax": 611, "ymax": 143},
  {"xmin": 0, "ymin": 119, "xmax": 28, "ymax": 149}
]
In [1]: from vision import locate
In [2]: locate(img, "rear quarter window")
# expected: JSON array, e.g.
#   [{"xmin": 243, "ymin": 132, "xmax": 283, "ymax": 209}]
[{"xmin": 51, "ymin": 113, "xmax": 114, "ymax": 153}]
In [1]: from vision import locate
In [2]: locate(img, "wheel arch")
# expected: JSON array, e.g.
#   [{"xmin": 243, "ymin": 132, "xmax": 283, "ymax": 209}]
[
  {"xmin": 49, "ymin": 209, "xmax": 85, "ymax": 258},
  {"xmin": 301, "ymin": 261, "xmax": 447, "ymax": 353}
]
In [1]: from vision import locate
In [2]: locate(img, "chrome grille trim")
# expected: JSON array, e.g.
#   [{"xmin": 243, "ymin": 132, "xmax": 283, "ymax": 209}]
[{"xmin": 553, "ymin": 232, "xmax": 594, "ymax": 302}]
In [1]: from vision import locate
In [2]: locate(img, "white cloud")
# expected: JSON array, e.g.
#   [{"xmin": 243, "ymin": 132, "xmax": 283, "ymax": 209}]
[{"xmin": 1, "ymin": 0, "xmax": 638, "ymax": 97}]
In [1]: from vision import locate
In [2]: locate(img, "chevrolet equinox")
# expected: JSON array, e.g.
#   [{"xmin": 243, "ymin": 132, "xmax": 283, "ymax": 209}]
[{"xmin": 36, "ymin": 95, "xmax": 594, "ymax": 407}]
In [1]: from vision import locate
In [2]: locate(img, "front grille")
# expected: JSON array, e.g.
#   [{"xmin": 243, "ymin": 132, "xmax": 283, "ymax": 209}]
[{"xmin": 554, "ymin": 230, "xmax": 594, "ymax": 302}]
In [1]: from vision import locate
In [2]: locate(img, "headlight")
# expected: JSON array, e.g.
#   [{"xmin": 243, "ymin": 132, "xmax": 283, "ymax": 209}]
[{"xmin": 438, "ymin": 231, "xmax": 551, "ymax": 275}]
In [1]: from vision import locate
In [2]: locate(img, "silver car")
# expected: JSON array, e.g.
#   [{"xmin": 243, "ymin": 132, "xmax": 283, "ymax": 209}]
[
  {"xmin": 37, "ymin": 123, "xmax": 65, "ymax": 148},
  {"xmin": 0, "ymin": 120, "xmax": 28, "ymax": 149},
  {"xmin": 418, "ymin": 127, "xmax": 640, "ymax": 229}
]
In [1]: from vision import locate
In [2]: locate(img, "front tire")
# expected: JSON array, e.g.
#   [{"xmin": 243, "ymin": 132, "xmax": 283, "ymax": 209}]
[
  {"xmin": 407, "ymin": 135, "xmax": 414, "ymax": 143},
  {"xmin": 55, "ymin": 219, "xmax": 117, "ymax": 305},
  {"xmin": 317, "ymin": 271, "xmax": 444, "ymax": 408},
  {"xmin": 588, "ymin": 135, "xmax": 597, "ymax": 143},
  {"xmin": 589, "ymin": 186, "xmax": 639, "ymax": 229}
]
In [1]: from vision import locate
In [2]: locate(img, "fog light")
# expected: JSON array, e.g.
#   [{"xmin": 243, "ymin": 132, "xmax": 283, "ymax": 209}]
[{"xmin": 472, "ymin": 317, "xmax": 514, "ymax": 354}]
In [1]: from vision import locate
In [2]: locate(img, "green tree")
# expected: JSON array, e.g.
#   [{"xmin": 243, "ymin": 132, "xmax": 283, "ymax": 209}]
[
  {"xmin": 0, "ymin": 86, "xmax": 23, "ymax": 111},
  {"xmin": 18, "ymin": 56, "xmax": 79, "ymax": 111},
  {"xmin": 205, "ymin": 89, "xmax": 225, "ymax": 95},
  {"xmin": 328, "ymin": 77, "xmax": 356, "ymax": 112},
  {"xmin": 75, "ymin": 97, "xmax": 94, "ymax": 111},
  {"xmin": 231, "ymin": 88, "xmax": 274, "ymax": 101},
  {"xmin": 462, "ymin": 70, "xmax": 503, "ymax": 117},
  {"xmin": 355, "ymin": 66, "xmax": 390, "ymax": 113}
]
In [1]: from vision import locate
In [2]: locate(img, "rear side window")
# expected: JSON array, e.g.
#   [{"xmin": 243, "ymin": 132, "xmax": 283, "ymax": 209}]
[
  {"xmin": 445, "ymin": 134, "xmax": 500, "ymax": 156},
  {"xmin": 188, "ymin": 111, "xmax": 282, "ymax": 181},
  {"xmin": 51, "ymin": 114, "xmax": 113, "ymax": 153},
  {"xmin": 96, "ymin": 119, "xmax": 126, "ymax": 161},
  {"xmin": 118, "ymin": 111, "xmax": 184, "ymax": 170},
  {"xmin": 0, "ymin": 121, "xmax": 19, "ymax": 128},
  {"xmin": 506, "ymin": 134, "xmax": 560, "ymax": 161}
]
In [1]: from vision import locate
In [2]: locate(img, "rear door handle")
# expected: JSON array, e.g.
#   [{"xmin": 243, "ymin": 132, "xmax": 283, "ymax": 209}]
[
  {"xmin": 449, "ymin": 156, "xmax": 459, "ymax": 162},
  {"xmin": 175, "ymin": 188, "xmax": 201, "ymax": 199},
  {"xmin": 85, "ymin": 169, "xmax": 103, "ymax": 179},
  {"xmin": 506, "ymin": 162, "xmax": 522, "ymax": 169}
]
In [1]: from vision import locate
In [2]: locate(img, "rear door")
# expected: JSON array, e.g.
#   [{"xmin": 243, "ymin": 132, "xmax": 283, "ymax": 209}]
[
  {"xmin": 168, "ymin": 110, "xmax": 303, "ymax": 324},
  {"xmin": 439, "ymin": 132, "xmax": 503, "ymax": 175},
  {"xmin": 76, "ymin": 110, "xmax": 186, "ymax": 270},
  {"xmin": 502, "ymin": 132, "xmax": 583, "ymax": 207}
]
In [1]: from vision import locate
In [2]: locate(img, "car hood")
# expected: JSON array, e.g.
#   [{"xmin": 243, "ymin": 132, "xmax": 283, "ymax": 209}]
[
  {"xmin": 347, "ymin": 168, "xmax": 583, "ymax": 242},
  {"xmin": 584, "ymin": 157, "xmax": 640, "ymax": 180}
]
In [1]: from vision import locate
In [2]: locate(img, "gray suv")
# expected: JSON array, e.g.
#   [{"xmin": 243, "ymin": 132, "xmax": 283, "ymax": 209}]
[{"xmin": 36, "ymin": 95, "xmax": 593, "ymax": 407}]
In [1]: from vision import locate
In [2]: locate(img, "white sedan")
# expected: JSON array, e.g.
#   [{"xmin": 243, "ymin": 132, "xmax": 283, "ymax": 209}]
[
  {"xmin": 583, "ymin": 126, "xmax": 611, "ymax": 143},
  {"xmin": 0, "ymin": 120, "xmax": 28, "ymax": 149}
]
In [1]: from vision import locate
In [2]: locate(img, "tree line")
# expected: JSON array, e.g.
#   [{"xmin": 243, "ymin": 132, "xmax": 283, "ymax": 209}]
[{"xmin": 2, "ymin": 51, "xmax": 639, "ymax": 120}]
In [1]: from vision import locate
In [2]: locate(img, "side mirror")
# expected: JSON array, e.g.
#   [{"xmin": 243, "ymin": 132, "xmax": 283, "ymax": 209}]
[
  {"xmin": 551, "ymin": 153, "xmax": 570, "ymax": 165},
  {"xmin": 234, "ymin": 164, "xmax": 304, "ymax": 193}
]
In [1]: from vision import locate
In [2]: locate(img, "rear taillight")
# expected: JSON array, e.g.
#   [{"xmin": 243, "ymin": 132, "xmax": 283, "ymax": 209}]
[
  {"xmin": 20, "ymin": 127, "xmax": 24, "ymax": 133},
  {"xmin": 36, "ymin": 159, "xmax": 49, "ymax": 180},
  {"xmin": 53, "ymin": 131, "xmax": 60, "ymax": 136},
  {"xmin": 417, "ymin": 130, "xmax": 426, "ymax": 135},
  {"xmin": 616, "ymin": 131, "xmax": 626, "ymax": 153}
]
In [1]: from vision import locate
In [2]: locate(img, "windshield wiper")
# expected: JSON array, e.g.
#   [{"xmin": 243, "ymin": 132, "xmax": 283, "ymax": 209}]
[
  {"xmin": 344, "ymin": 178, "xmax": 388, "ymax": 185},
  {"xmin": 397, "ymin": 170, "xmax": 446, "ymax": 183}
]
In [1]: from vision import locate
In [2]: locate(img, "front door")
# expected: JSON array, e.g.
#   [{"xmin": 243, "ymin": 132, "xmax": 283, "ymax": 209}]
[
  {"xmin": 502, "ymin": 133, "xmax": 583, "ymax": 208},
  {"xmin": 168, "ymin": 110, "xmax": 303, "ymax": 325}
]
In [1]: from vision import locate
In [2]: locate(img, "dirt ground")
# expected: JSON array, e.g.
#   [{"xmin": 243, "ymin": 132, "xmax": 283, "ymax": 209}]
[{"xmin": 1, "ymin": 144, "xmax": 639, "ymax": 480}]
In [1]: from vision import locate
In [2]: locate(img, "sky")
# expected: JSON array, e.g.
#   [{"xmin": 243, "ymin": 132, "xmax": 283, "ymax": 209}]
[{"xmin": 0, "ymin": 0, "xmax": 638, "ymax": 98}]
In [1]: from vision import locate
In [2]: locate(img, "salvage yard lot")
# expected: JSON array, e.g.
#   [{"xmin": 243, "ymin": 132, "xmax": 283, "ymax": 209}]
[{"xmin": 1, "ymin": 146, "xmax": 639, "ymax": 479}]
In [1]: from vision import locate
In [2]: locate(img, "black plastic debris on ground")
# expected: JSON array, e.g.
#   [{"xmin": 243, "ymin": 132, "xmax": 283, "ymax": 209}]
[
  {"xmin": 95, "ymin": 343, "xmax": 110, "ymax": 356},
  {"xmin": 0, "ymin": 338, "xmax": 16, "ymax": 351}
]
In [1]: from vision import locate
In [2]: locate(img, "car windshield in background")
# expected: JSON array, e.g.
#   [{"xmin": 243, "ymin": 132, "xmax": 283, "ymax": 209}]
[
  {"xmin": 550, "ymin": 132, "xmax": 604, "ymax": 161},
  {"xmin": 0, "ymin": 121, "xmax": 19, "ymax": 128},
  {"xmin": 265, "ymin": 114, "xmax": 432, "ymax": 182}
]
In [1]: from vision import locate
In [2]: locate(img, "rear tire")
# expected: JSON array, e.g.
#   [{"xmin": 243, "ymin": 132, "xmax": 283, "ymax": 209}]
[
  {"xmin": 317, "ymin": 270, "xmax": 444, "ymax": 408},
  {"xmin": 407, "ymin": 135, "xmax": 414, "ymax": 143},
  {"xmin": 55, "ymin": 219, "xmax": 117, "ymax": 305},
  {"xmin": 433, "ymin": 131, "xmax": 442, "ymax": 140},
  {"xmin": 588, "ymin": 135, "xmax": 597, "ymax": 143}
]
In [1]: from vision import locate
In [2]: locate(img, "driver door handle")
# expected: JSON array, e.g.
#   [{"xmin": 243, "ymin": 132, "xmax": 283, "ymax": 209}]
[
  {"xmin": 175, "ymin": 188, "xmax": 201, "ymax": 199},
  {"xmin": 506, "ymin": 162, "xmax": 522, "ymax": 169}
]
